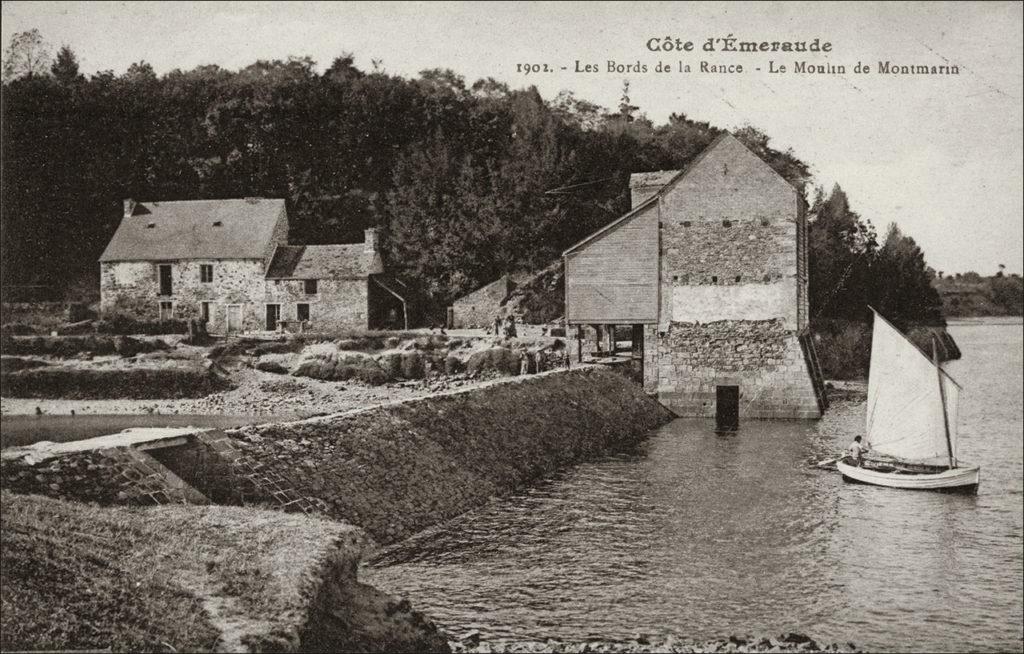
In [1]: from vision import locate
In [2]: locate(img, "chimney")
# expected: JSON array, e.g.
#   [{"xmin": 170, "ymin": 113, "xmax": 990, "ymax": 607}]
[
  {"xmin": 123, "ymin": 198, "xmax": 137, "ymax": 219},
  {"xmin": 363, "ymin": 227, "xmax": 379, "ymax": 254}
]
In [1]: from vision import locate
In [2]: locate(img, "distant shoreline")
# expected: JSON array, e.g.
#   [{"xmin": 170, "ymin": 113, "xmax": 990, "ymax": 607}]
[{"xmin": 946, "ymin": 316, "xmax": 1023, "ymax": 326}]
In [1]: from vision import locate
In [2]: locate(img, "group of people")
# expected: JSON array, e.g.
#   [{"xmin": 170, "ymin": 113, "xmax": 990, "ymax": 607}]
[{"xmin": 493, "ymin": 315, "xmax": 517, "ymax": 338}]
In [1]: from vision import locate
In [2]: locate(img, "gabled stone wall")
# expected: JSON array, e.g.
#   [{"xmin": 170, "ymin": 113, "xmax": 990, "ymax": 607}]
[{"xmin": 451, "ymin": 276, "xmax": 511, "ymax": 329}]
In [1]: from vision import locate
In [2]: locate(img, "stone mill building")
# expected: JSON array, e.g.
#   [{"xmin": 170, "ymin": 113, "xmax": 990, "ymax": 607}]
[
  {"xmin": 563, "ymin": 132, "xmax": 827, "ymax": 422},
  {"xmin": 99, "ymin": 198, "xmax": 411, "ymax": 333}
]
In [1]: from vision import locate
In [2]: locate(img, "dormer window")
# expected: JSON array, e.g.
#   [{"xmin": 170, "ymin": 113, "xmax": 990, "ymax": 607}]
[
  {"xmin": 212, "ymin": 221, "xmax": 222, "ymax": 227},
  {"xmin": 147, "ymin": 222, "xmax": 155, "ymax": 229},
  {"xmin": 304, "ymin": 279, "xmax": 318, "ymax": 295}
]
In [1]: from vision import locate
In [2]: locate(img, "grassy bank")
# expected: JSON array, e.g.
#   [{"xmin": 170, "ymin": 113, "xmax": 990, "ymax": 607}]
[{"xmin": 0, "ymin": 492, "xmax": 448, "ymax": 652}]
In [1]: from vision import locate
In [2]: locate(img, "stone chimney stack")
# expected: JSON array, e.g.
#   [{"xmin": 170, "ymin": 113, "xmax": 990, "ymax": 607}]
[
  {"xmin": 363, "ymin": 227, "xmax": 379, "ymax": 254},
  {"xmin": 123, "ymin": 198, "xmax": 137, "ymax": 219}
]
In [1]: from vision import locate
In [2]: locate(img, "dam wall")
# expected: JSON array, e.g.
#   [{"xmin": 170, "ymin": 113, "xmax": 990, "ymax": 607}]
[{"xmin": 1, "ymin": 368, "xmax": 674, "ymax": 544}]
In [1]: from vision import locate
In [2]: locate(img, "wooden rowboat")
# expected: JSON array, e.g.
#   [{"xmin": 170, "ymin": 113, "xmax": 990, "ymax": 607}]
[{"xmin": 836, "ymin": 458, "xmax": 980, "ymax": 493}]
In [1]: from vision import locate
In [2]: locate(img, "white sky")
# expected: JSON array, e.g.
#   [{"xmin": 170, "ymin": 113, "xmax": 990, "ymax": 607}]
[{"xmin": 3, "ymin": 1, "xmax": 1022, "ymax": 275}]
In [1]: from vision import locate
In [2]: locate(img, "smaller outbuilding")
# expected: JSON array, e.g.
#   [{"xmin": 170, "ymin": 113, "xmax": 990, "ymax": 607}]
[{"xmin": 449, "ymin": 275, "xmax": 513, "ymax": 329}]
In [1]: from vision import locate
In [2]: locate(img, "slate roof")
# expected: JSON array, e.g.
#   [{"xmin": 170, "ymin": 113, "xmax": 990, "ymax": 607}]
[
  {"xmin": 99, "ymin": 198, "xmax": 286, "ymax": 262},
  {"xmin": 629, "ymin": 169, "xmax": 680, "ymax": 188},
  {"xmin": 265, "ymin": 244, "xmax": 384, "ymax": 280}
]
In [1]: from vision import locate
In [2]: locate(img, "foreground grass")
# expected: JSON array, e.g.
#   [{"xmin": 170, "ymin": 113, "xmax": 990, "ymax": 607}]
[{"xmin": 0, "ymin": 492, "xmax": 363, "ymax": 652}]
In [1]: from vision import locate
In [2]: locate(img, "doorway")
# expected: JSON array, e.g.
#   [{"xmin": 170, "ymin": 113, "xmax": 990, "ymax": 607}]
[
  {"xmin": 716, "ymin": 385, "xmax": 740, "ymax": 431},
  {"xmin": 265, "ymin": 304, "xmax": 281, "ymax": 331},
  {"xmin": 226, "ymin": 305, "xmax": 242, "ymax": 333},
  {"xmin": 158, "ymin": 264, "xmax": 172, "ymax": 296}
]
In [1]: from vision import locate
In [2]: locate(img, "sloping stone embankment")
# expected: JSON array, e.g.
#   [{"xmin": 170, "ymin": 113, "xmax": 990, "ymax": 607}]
[{"xmin": 229, "ymin": 367, "xmax": 673, "ymax": 544}]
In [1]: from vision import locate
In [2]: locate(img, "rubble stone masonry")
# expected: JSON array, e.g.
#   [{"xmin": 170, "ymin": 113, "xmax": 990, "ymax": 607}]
[
  {"xmin": 644, "ymin": 319, "xmax": 820, "ymax": 419},
  {"xmin": 100, "ymin": 259, "xmax": 267, "ymax": 333}
]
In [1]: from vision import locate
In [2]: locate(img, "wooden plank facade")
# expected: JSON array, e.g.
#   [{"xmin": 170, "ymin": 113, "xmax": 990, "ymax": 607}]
[{"xmin": 563, "ymin": 200, "xmax": 660, "ymax": 324}]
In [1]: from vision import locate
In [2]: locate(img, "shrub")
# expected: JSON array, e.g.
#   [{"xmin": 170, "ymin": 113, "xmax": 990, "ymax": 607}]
[
  {"xmin": 443, "ymin": 355, "xmax": 463, "ymax": 375},
  {"xmin": 466, "ymin": 347, "xmax": 520, "ymax": 376},
  {"xmin": 0, "ymin": 323, "xmax": 38, "ymax": 336},
  {"xmin": 0, "ymin": 357, "xmax": 50, "ymax": 374},
  {"xmin": 95, "ymin": 315, "xmax": 188, "ymax": 335},
  {"xmin": 400, "ymin": 352, "xmax": 425, "ymax": 379},
  {"xmin": 255, "ymin": 360, "xmax": 289, "ymax": 374},
  {"xmin": 0, "ymin": 367, "xmax": 231, "ymax": 399},
  {"xmin": 380, "ymin": 352, "xmax": 403, "ymax": 379},
  {"xmin": 0, "ymin": 335, "xmax": 167, "ymax": 357},
  {"xmin": 291, "ymin": 353, "xmax": 391, "ymax": 385}
]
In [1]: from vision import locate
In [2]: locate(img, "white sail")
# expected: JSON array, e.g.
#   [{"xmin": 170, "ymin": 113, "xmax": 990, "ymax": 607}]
[{"xmin": 865, "ymin": 310, "xmax": 962, "ymax": 467}]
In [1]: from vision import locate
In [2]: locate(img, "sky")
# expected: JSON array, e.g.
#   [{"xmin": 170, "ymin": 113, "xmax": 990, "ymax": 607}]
[{"xmin": 3, "ymin": 1, "xmax": 1022, "ymax": 275}]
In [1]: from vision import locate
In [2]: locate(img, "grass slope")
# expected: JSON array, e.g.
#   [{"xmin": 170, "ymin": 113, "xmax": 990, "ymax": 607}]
[{"xmin": 1, "ymin": 492, "xmax": 364, "ymax": 652}]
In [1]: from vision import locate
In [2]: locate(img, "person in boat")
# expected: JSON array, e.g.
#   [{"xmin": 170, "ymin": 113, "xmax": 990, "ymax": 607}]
[{"xmin": 848, "ymin": 435, "xmax": 870, "ymax": 466}]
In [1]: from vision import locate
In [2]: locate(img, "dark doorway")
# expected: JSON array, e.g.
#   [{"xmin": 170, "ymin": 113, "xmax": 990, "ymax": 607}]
[
  {"xmin": 265, "ymin": 304, "xmax": 280, "ymax": 331},
  {"xmin": 631, "ymin": 324, "xmax": 644, "ymax": 383},
  {"xmin": 158, "ymin": 264, "xmax": 172, "ymax": 296},
  {"xmin": 716, "ymin": 385, "xmax": 740, "ymax": 431}
]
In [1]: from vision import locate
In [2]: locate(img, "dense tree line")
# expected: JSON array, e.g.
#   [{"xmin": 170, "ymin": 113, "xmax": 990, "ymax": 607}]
[{"xmin": 1, "ymin": 32, "xmax": 944, "ymax": 327}]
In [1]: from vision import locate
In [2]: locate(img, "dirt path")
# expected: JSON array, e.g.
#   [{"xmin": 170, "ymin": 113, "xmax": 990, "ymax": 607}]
[{"xmin": 0, "ymin": 366, "xmax": 550, "ymax": 417}]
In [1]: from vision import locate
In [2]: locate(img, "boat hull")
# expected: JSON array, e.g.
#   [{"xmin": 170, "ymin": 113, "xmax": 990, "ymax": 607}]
[{"xmin": 837, "ymin": 460, "xmax": 980, "ymax": 494}]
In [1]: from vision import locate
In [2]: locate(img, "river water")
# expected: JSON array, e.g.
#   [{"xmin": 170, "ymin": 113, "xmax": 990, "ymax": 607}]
[{"xmin": 364, "ymin": 321, "xmax": 1024, "ymax": 652}]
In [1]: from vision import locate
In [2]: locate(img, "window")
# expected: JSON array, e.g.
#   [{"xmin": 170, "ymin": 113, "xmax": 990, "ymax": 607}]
[
  {"xmin": 761, "ymin": 218, "xmax": 770, "ymax": 227},
  {"xmin": 200, "ymin": 302, "xmax": 211, "ymax": 323},
  {"xmin": 212, "ymin": 221, "xmax": 222, "ymax": 227},
  {"xmin": 200, "ymin": 264, "xmax": 213, "ymax": 283},
  {"xmin": 297, "ymin": 303, "xmax": 310, "ymax": 322},
  {"xmin": 159, "ymin": 301, "xmax": 173, "ymax": 321},
  {"xmin": 304, "ymin": 279, "xmax": 318, "ymax": 295},
  {"xmin": 711, "ymin": 276, "xmax": 718, "ymax": 284},
  {"xmin": 735, "ymin": 275, "xmax": 742, "ymax": 283},
  {"xmin": 722, "ymin": 220, "xmax": 732, "ymax": 228},
  {"xmin": 681, "ymin": 220, "xmax": 692, "ymax": 227}
]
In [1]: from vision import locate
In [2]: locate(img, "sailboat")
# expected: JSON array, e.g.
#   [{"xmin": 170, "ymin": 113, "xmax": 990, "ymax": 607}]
[{"xmin": 836, "ymin": 308, "xmax": 981, "ymax": 493}]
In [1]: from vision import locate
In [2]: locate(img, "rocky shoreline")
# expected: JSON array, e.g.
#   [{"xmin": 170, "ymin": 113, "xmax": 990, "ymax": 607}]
[{"xmin": 448, "ymin": 632, "xmax": 859, "ymax": 653}]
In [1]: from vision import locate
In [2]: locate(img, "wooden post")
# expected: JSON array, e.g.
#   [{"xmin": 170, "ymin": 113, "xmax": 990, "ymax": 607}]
[{"xmin": 933, "ymin": 336, "xmax": 955, "ymax": 470}]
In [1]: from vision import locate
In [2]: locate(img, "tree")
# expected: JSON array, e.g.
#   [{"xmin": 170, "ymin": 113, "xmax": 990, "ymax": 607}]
[
  {"xmin": 51, "ymin": 45, "xmax": 82, "ymax": 84},
  {"xmin": 871, "ymin": 223, "xmax": 945, "ymax": 326},
  {"xmin": 2, "ymin": 29, "xmax": 52, "ymax": 81}
]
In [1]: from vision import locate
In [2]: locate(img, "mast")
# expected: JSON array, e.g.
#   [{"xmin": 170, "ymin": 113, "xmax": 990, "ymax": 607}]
[{"xmin": 932, "ymin": 336, "xmax": 955, "ymax": 469}]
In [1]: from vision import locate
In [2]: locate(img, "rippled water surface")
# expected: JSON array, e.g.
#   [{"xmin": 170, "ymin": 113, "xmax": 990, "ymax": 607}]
[{"xmin": 364, "ymin": 322, "xmax": 1023, "ymax": 652}]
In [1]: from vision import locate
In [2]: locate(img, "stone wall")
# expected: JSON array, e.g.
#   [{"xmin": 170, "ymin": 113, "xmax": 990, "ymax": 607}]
[
  {"xmin": 1, "ymin": 370, "xmax": 673, "ymax": 546},
  {"xmin": 224, "ymin": 368, "xmax": 673, "ymax": 544},
  {"xmin": 451, "ymin": 276, "xmax": 511, "ymax": 329},
  {"xmin": 100, "ymin": 259, "xmax": 268, "ymax": 333},
  {"xmin": 644, "ymin": 319, "xmax": 820, "ymax": 419},
  {"xmin": 265, "ymin": 278, "xmax": 369, "ymax": 330},
  {"xmin": 0, "ymin": 445, "xmax": 207, "ymax": 506}
]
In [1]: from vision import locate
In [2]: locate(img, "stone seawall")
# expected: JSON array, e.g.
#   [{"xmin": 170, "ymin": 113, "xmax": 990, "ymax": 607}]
[
  {"xmin": 228, "ymin": 367, "xmax": 673, "ymax": 543},
  {"xmin": 2, "ymin": 368, "xmax": 674, "ymax": 545}
]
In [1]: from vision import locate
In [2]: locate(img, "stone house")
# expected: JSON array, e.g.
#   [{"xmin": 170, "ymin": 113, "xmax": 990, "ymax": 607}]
[
  {"xmin": 449, "ymin": 275, "xmax": 513, "ymax": 329},
  {"xmin": 563, "ymin": 133, "xmax": 826, "ymax": 422},
  {"xmin": 99, "ymin": 198, "xmax": 409, "ymax": 333}
]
